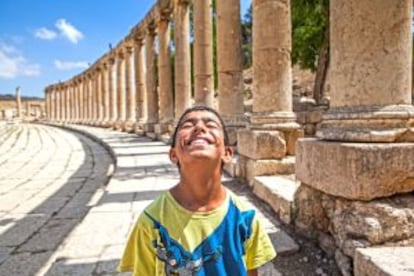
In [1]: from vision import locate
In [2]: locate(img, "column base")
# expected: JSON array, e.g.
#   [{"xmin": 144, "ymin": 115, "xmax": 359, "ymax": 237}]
[
  {"xmin": 123, "ymin": 120, "xmax": 136, "ymax": 133},
  {"xmin": 155, "ymin": 122, "xmax": 173, "ymax": 143},
  {"xmin": 317, "ymin": 105, "xmax": 414, "ymax": 142}
]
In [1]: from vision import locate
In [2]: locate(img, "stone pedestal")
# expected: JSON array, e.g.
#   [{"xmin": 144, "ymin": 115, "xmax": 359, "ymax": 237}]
[{"xmin": 296, "ymin": 138, "xmax": 414, "ymax": 200}]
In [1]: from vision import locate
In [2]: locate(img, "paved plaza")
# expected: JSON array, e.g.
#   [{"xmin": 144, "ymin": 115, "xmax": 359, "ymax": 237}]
[{"xmin": 0, "ymin": 123, "xmax": 300, "ymax": 275}]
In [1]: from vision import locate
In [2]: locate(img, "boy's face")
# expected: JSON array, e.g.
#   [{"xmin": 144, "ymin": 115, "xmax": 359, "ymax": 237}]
[{"xmin": 169, "ymin": 110, "xmax": 232, "ymax": 167}]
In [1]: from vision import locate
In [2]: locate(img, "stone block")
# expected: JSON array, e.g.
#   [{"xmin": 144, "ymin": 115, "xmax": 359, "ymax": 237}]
[
  {"xmin": 252, "ymin": 175, "xmax": 299, "ymax": 224},
  {"xmin": 246, "ymin": 157, "xmax": 295, "ymax": 185},
  {"xmin": 354, "ymin": 247, "xmax": 414, "ymax": 276},
  {"xmin": 296, "ymin": 138, "xmax": 414, "ymax": 200},
  {"xmin": 238, "ymin": 129, "xmax": 286, "ymax": 160}
]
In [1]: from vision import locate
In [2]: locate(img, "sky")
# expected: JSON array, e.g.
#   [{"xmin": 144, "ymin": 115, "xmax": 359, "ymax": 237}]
[{"xmin": 0, "ymin": 0, "xmax": 252, "ymax": 99}]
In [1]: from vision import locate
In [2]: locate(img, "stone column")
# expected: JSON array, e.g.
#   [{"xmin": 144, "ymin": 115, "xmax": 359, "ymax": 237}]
[
  {"xmin": 193, "ymin": 0, "xmax": 214, "ymax": 107},
  {"xmin": 296, "ymin": 0, "xmax": 414, "ymax": 200},
  {"xmin": 16, "ymin": 86, "xmax": 22, "ymax": 119},
  {"xmin": 96, "ymin": 67, "xmax": 104, "ymax": 125},
  {"xmin": 144, "ymin": 22, "xmax": 159, "ymax": 135},
  {"xmin": 87, "ymin": 74, "xmax": 93, "ymax": 124},
  {"xmin": 107, "ymin": 55, "xmax": 117, "ymax": 127},
  {"xmin": 216, "ymin": 0, "xmax": 246, "ymax": 145},
  {"xmin": 102, "ymin": 61, "xmax": 110, "ymax": 126},
  {"xmin": 60, "ymin": 85, "xmax": 66, "ymax": 122},
  {"xmin": 91, "ymin": 70, "xmax": 99, "ymax": 125},
  {"xmin": 78, "ymin": 78, "xmax": 84, "ymax": 123},
  {"xmin": 133, "ymin": 32, "xmax": 147, "ymax": 134},
  {"xmin": 53, "ymin": 86, "xmax": 59, "ymax": 122},
  {"xmin": 65, "ymin": 84, "xmax": 71, "ymax": 122},
  {"xmin": 45, "ymin": 88, "xmax": 50, "ymax": 120},
  {"xmin": 237, "ymin": 0, "xmax": 303, "ymax": 185},
  {"xmin": 124, "ymin": 45, "xmax": 136, "ymax": 132},
  {"xmin": 174, "ymin": 0, "xmax": 191, "ymax": 119},
  {"xmin": 75, "ymin": 79, "xmax": 81, "ymax": 123},
  {"xmin": 156, "ymin": 10, "xmax": 174, "ymax": 139},
  {"xmin": 115, "ymin": 49, "xmax": 126, "ymax": 130},
  {"xmin": 291, "ymin": 2, "xmax": 414, "ymax": 268}
]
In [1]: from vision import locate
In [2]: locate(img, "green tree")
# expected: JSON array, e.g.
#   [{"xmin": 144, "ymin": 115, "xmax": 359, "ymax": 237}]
[
  {"xmin": 292, "ymin": 0, "xmax": 329, "ymax": 103},
  {"xmin": 241, "ymin": 4, "xmax": 252, "ymax": 68}
]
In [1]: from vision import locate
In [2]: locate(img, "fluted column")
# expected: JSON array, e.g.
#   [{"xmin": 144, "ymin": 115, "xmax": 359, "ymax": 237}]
[
  {"xmin": 144, "ymin": 22, "xmax": 159, "ymax": 133},
  {"xmin": 60, "ymin": 85, "xmax": 66, "ymax": 122},
  {"xmin": 115, "ymin": 49, "xmax": 126, "ymax": 129},
  {"xmin": 45, "ymin": 88, "xmax": 51, "ymax": 120},
  {"xmin": 102, "ymin": 61, "xmax": 110, "ymax": 126},
  {"xmin": 107, "ymin": 55, "xmax": 117, "ymax": 127},
  {"xmin": 53, "ymin": 86, "xmax": 58, "ymax": 121},
  {"xmin": 96, "ymin": 67, "xmax": 104, "ymax": 125},
  {"xmin": 156, "ymin": 10, "xmax": 174, "ymax": 138},
  {"xmin": 133, "ymin": 32, "xmax": 147, "ymax": 134},
  {"xmin": 91, "ymin": 70, "xmax": 99, "ymax": 124},
  {"xmin": 174, "ymin": 0, "xmax": 191, "ymax": 119},
  {"xmin": 65, "ymin": 84, "xmax": 71, "ymax": 122},
  {"xmin": 216, "ymin": 0, "xmax": 246, "ymax": 145},
  {"xmin": 74, "ymin": 79, "xmax": 80, "ymax": 123},
  {"xmin": 124, "ymin": 45, "xmax": 136, "ymax": 131},
  {"xmin": 79, "ymin": 78, "xmax": 85, "ymax": 123},
  {"xmin": 193, "ymin": 0, "xmax": 214, "ymax": 107},
  {"xmin": 15, "ymin": 86, "xmax": 22, "ymax": 119},
  {"xmin": 87, "ymin": 74, "xmax": 93, "ymax": 123}
]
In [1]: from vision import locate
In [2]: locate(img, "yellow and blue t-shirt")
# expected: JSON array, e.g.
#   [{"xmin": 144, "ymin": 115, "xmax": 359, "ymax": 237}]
[{"xmin": 118, "ymin": 189, "xmax": 276, "ymax": 275}]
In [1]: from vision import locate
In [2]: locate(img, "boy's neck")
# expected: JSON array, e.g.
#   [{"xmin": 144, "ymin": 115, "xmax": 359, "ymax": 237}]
[{"xmin": 170, "ymin": 163, "xmax": 226, "ymax": 212}]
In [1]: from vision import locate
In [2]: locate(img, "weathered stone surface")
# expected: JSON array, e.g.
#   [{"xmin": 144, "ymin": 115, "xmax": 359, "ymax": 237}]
[
  {"xmin": 0, "ymin": 252, "xmax": 51, "ymax": 276},
  {"xmin": 293, "ymin": 184, "xmax": 330, "ymax": 233},
  {"xmin": 46, "ymin": 257, "xmax": 98, "ymax": 276},
  {"xmin": 296, "ymin": 138, "xmax": 414, "ymax": 200},
  {"xmin": 253, "ymin": 175, "xmax": 299, "ymax": 224},
  {"xmin": 354, "ymin": 247, "xmax": 414, "ymax": 276},
  {"xmin": 238, "ymin": 129, "xmax": 286, "ymax": 160},
  {"xmin": 325, "ymin": 193, "xmax": 414, "ymax": 256},
  {"xmin": 245, "ymin": 156, "xmax": 295, "ymax": 184},
  {"xmin": 295, "ymin": 183, "xmax": 414, "ymax": 257}
]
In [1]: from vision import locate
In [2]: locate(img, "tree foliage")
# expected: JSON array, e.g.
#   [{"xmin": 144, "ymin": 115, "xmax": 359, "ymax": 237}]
[
  {"xmin": 241, "ymin": 4, "xmax": 252, "ymax": 68},
  {"xmin": 291, "ymin": 0, "xmax": 329, "ymax": 72}
]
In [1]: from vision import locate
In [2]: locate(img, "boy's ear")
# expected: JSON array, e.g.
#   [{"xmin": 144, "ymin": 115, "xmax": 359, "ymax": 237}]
[
  {"xmin": 169, "ymin": 148, "xmax": 178, "ymax": 164},
  {"xmin": 221, "ymin": 146, "xmax": 233, "ymax": 164}
]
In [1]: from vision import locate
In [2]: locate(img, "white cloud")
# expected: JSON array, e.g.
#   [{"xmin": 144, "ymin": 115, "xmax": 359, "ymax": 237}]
[
  {"xmin": 0, "ymin": 44, "xmax": 40, "ymax": 79},
  {"xmin": 55, "ymin": 19, "xmax": 84, "ymax": 44},
  {"xmin": 54, "ymin": 59, "xmax": 88, "ymax": 70},
  {"xmin": 34, "ymin": 27, "xmax": 57, "ymax": 40}
]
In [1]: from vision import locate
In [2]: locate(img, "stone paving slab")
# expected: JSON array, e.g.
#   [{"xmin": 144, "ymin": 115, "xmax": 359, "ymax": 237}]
[
  {"xmin": 45, "ymin": 123, "xmax": 299, "ymax": 275},
  {"xmin": 0, "ymin": 123, "xmax": 299, "ymax": 275},
  {"xmin": 354, "ymin": 247, "xmax": 414, "ymax": 276}
]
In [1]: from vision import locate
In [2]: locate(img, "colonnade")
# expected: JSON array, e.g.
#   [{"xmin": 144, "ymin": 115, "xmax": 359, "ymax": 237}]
[{"xmin": 45, "ymin": 0, "xmax": 414, "ymax": 199}]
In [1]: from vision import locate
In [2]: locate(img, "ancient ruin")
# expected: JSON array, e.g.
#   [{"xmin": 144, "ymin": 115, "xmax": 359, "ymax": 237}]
[{"xmin": 44, "ymin": 0, "xmax": 414, "ymax": 275}]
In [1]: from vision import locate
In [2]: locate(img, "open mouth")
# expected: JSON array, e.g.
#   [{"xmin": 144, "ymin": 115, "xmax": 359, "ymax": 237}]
[{"xmin": 186, "ymin": 137, "xmax": 213, "ymax": 146}]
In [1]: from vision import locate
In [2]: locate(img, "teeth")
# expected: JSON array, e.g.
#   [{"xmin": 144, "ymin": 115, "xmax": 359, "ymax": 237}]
[{"xmin": 191, "ymin": 139, "xmax": 208, "ymax": 145}]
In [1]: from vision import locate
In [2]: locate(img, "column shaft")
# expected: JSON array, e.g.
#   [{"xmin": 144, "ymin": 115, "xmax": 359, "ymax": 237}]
[
  {"xmin": 193, "ymin": 0, "xmax": 214, "ymax": 107},
  {"xmin": 252, "ymin": 0, "xmax": 292, "ymax": 113},
  {"xmin": 116, "ymin": 52, "xmax": 126, "ymax": 124},
  {"xmin": 216, "ymin": 0, "xmax": 244, "ymax": 116},
  {"xmin": 125, "ymin": 46, "xmax": 136, "ymax": 124},
  {"xmin": 145, "ymin": 25, "xmax": 159, "ymax": 126},
  {"xmin": 158, "ymin": 16, "xmax": 174, "ymax": 123},
  {"xmin": 174, "ymin": 1, "xmax": 191, "ymax": 117},
  {"xmin": 134, "ymin": 37, "xmax": 147, "ymax": 125}
]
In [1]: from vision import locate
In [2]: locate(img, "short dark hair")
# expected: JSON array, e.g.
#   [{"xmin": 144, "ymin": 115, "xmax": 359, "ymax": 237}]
[{"xmin": 170, "ymin": 105, "xmax": 230, "ymax": 147}]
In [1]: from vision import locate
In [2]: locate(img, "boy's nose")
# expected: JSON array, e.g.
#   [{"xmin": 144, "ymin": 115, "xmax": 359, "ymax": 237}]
[{"xmin": 193, "ymin": 120, "xmax": 207, "ymax": 133}]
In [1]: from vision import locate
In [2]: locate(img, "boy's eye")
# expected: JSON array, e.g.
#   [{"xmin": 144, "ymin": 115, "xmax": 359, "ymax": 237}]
[
  {"xmin": 206, "ymin": 121, "xmax": 219, "ymax": 128},
  {"xmin": 180, "ymin": 122, "xmax": 193, "ymax": 129}
]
